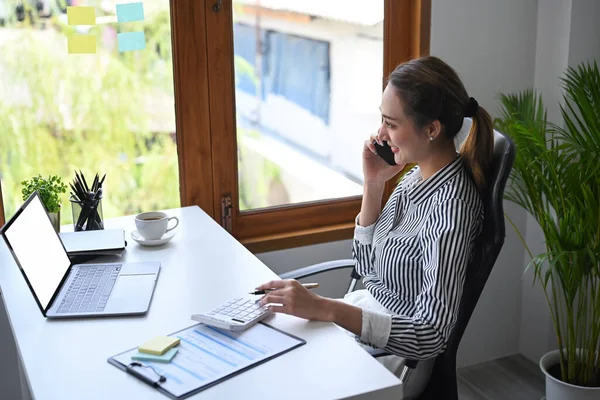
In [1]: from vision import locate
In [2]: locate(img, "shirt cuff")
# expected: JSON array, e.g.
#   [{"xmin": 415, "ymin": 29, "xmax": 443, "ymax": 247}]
[
  {"xmin": 360, "ymin": 308, "xmax": 392, "ymax": 349},
  {"xmin": 354, "ymin": 214, "xmax": 376, "ymax": 245}
]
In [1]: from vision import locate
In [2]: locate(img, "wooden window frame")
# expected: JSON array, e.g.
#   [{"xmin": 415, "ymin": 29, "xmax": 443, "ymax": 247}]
[
  {"xmin": 0, "ymin": 0, "xmax": 430, "ymax": 254},
  {"xmin": 198, "ymin": 0, "xmax": 431, "ymax": 253}
]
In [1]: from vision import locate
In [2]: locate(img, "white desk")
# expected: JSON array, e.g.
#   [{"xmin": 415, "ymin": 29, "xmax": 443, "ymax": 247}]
[{"xmin": 0, "ymin": 206, "xmax": 401, "ymax": 399}]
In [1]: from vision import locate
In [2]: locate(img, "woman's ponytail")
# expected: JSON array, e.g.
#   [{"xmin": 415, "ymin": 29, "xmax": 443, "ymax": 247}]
[{"xmin": 459, "ymin": 101, "xmax": 494, "ymax": 194}]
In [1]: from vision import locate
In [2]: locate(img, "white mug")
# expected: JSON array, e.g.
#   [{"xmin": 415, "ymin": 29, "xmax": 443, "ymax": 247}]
[{"xmin": 135, "ymin": 211, "xmax": 179, "ymax": 240}]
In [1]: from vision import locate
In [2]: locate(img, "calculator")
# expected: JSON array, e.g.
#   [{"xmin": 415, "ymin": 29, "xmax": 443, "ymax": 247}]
[{"xmin": 191, "ymin": 296, "xmax": 273, "ymax": 331}]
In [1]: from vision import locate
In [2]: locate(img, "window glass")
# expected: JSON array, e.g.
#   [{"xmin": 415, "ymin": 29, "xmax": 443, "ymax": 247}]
[
  {"xmin": 233, "ymin": 0, "xmax": 384, "ymax": 211},
  {"xmin": 0, "ymin": 0, "xmax": 179, "ymax": 223}
]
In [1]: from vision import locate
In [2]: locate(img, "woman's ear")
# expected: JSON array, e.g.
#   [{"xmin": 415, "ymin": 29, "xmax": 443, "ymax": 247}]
[{"xmin": 426, "ymin": 120, "xmax": 442, "ymax": 141}]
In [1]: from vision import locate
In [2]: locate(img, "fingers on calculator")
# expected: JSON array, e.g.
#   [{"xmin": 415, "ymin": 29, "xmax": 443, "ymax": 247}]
[{"xmin": 191, "ymin": 296, "xmax": 272, "ymax": 331}]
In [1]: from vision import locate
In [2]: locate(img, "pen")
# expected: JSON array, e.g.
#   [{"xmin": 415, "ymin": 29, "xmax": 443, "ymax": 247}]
[{"xmin": 249, "ymin": 283, "xmax": 319, "ymax": 295}]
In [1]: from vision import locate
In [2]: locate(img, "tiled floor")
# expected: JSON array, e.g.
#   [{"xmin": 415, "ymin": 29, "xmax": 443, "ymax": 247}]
[{"xmin": 457, "ymin": 354, "xmax": 545, "ymax": 400}]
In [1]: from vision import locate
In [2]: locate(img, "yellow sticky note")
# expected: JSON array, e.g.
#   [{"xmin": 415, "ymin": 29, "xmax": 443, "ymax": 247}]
[
  {"xmin": 67, "ymin": 6, "xmax": 96, "ymax": 25},
  {"xmin": 138, "ymin": 336, "xmax": 180, "ymax": 355},
  {"xmin": 68, "ymin": 35, "xmax": 96, "ymax": 54}
]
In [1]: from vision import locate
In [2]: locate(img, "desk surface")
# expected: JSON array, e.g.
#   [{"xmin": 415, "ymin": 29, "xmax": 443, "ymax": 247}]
[{"xmin": 0, "ymin": 206, "xmax": 401, "ymax": 399}]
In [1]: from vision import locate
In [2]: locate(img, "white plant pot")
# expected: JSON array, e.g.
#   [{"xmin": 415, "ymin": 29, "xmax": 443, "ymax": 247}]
[{"xmin": 540, "ymin": 349, "xmax": 600, "ymax": 400}]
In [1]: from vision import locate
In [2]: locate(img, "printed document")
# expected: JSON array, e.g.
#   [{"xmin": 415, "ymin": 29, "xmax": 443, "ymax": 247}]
[{"xmin": 112, "ymin": 323, "xmax": 304, "ymax": 398}]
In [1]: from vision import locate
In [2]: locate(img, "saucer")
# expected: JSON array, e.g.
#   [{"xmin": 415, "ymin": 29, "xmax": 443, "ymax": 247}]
[{"xmin": 131, "ymin": 229, "xmax": 176, "ymax": 247}]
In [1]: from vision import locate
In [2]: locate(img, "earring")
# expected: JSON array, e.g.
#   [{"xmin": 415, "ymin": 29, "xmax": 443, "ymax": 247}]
[{"xmin": 429, "ymin": 136, "xmax": 434, "ymax": 141}]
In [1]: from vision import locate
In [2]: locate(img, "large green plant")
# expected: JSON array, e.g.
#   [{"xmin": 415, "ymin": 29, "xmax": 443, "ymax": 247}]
[{"xmin": 495, "ymin": 61, "xmax": 600, "ymax": 387}]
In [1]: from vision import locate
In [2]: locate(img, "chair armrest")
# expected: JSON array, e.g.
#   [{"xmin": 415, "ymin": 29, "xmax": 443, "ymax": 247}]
[
  {"xmin": 365, "ymin": 348, "xmax": 419, "ymax": 371},
  {"xmin": 279, "ymin": 259, "xmax": 357, "ymax": 280},
  {"xmin": 366, "ymin": 347, "xmax": 390, "ymax": 358}
]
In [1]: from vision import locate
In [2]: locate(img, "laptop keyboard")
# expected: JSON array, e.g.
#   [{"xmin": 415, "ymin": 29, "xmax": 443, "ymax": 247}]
[{"xmin": 56, "ymin": 265, "xmax": 121, "ymax": 314}]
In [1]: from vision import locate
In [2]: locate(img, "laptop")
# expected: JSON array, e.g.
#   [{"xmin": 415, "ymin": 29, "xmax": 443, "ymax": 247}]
[{"xmin": 0, "ymin": 192, "xmax": 161, "ymax": 318}]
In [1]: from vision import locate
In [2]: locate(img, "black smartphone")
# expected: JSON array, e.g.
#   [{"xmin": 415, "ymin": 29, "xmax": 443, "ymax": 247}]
[{"xmin": 373, "ymin": 141, "xmax": 397, "ymax": 166}]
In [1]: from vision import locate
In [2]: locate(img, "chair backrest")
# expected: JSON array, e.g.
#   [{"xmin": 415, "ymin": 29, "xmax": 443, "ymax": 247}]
[{"xmin": 418, "ymin": 129, "xmax": 516, "ymax": 399}]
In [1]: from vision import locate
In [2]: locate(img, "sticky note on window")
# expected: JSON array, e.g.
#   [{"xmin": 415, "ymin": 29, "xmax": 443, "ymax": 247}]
[
  {"xmin": 68, "ymin": 35, "xmax": 96, "ymax": 54},
  {"xmin": 138, "ymin": 336, "xmax": 180, "ymax": 355},
  {"xmin": 117, "ymin": 31, "xmax": 146, "ymax": 52},
  {"xmin": 116, "ymin": 2, "xmax": 144, "ymax": 23},
  {"xmin": 67, "ymin": 6, "xmax": 96, "ymax": 25}
]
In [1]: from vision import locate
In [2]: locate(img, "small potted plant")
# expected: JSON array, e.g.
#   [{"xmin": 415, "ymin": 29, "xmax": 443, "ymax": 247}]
[{"xmin": 21, "ymin": 174, "xmax": 67, "ymax": 233}]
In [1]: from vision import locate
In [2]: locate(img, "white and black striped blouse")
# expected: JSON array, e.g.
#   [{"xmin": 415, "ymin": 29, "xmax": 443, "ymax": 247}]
[{"xmin": 352, "ymin": 155, "xmax": 483, "ymax": 360}]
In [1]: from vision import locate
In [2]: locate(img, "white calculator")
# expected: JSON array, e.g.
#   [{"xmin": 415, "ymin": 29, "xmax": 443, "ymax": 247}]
[{"xmin": 191, "ymin": 296, "xmax": 273, "ymax": 331}]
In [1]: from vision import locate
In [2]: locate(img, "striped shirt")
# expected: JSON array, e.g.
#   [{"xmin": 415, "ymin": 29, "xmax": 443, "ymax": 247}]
[{"xmin": 352, "ymin": 155, "xmax": 483, "ymax": 360}]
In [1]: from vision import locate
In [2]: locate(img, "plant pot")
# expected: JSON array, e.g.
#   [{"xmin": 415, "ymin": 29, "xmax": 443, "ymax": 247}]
[
  {"xmin": 540, "ymin": 349, "xmax": 600, "ymax": 400},
  {"xmin": 48, "ymin": 210, "xmax": 60, "ymax": 233}
]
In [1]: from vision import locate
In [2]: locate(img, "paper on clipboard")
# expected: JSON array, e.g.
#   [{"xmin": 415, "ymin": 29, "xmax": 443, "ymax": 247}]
[{"xmin": 109, "ymin": 323, "xmax": 305, "ymax": 398}]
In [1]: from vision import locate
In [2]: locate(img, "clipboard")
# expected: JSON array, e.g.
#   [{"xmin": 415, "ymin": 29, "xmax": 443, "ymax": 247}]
[{"xmin": 107, "ymin": 322, "xmax": 306, "ymax": 399}]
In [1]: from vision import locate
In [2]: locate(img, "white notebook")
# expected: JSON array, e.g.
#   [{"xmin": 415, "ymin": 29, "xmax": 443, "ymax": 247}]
[{"xmin": 59, "ymin": 229, "xmax": 126, "ymax": 256}]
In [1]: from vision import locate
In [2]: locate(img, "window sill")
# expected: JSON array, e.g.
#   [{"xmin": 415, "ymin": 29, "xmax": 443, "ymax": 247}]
[{"xmin": 240, "ymin": 222, "xmax": 355, "ymax": 253}]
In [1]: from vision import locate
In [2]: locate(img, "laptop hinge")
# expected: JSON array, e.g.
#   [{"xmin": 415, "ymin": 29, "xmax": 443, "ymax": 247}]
[{"xmin": 221, "ymin": 195, "xmax": 233, "ymax": 233}]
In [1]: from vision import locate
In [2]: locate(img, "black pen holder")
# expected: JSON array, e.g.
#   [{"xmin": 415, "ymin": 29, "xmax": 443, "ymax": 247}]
[{"xmin": 71, "ymin": 197, "xmax": 104, "ymax": 231}]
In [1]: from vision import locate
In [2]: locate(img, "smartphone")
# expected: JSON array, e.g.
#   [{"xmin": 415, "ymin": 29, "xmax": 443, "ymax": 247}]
[{"xmin": 373, "ymin": 141, "xmax": 397, "ymax": 166}]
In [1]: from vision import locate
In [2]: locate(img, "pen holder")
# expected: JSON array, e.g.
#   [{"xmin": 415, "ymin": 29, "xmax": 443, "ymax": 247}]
[{"xmin": 70, "ymin": 197, "xmax": 104, "ymax": 231}]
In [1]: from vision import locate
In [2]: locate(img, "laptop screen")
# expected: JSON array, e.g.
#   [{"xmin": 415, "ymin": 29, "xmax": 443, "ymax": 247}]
[{"xmin": 3, "ymin": 194, "xmax": 71, "ymax": 310}]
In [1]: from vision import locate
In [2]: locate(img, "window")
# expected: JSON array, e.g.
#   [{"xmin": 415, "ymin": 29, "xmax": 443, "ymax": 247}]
[
  {"xmin": 0, "ymin": 0, "xmax": 179, "ymax": 225},
  {"xmin": 0, "ymin": 0, "xmax": 431, "ymax": 253},
  {"xmin": 205, "ymin": 0, "xmax": 431, "ymax": 252}
]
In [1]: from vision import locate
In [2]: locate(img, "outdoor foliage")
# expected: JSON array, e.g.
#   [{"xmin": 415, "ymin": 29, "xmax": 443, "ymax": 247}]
[
  {"xmin": 496, "ymin": 61, "xmax": 600, "ymax": 387},
  {"xmin": 0, "ymin": 2, "xmax": 180, "ymax": 224}
]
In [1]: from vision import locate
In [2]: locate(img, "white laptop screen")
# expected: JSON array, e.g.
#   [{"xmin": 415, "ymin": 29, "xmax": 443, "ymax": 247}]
[{"xmin": 4, "ymin": 194, "xmax": 71, "ymax": 310}]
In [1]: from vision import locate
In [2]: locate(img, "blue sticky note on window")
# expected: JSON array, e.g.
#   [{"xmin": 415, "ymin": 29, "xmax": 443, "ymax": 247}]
[
  {"xmin": 116, "ymin": 2, "xmax": 144, "ymax": 23},
  {"xmin": 117, "ymin": 31, "xmax": 146, "ymax": 52}
]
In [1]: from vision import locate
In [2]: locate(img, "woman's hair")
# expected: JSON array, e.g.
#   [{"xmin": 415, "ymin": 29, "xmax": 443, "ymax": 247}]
[{"xmin": 387, "ymin": 56, "xmax": 493, "ymax": 194}]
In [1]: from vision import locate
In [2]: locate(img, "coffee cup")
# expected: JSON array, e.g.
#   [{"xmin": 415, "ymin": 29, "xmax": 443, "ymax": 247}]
[{"xmin": 135, "ymin": 211, "xmax": 179, "ymax": 240}]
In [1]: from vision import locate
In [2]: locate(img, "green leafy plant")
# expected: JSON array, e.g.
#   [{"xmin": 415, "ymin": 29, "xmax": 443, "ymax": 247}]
[
  {"xmin": 495, "ymin": 60, "xmax": 600, "ymax": 387},
  {"xmin": 21, "ymin": 174, "xmax": 67, "ymax": 214}
]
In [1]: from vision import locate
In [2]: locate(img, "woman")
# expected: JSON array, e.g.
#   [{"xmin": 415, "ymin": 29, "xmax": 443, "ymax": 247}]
[{"xmin": 257, "ymin": 56, "xmax": 493, "ymax": 398}]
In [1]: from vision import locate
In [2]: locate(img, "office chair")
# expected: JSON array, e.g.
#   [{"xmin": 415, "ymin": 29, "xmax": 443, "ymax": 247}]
[{"xmin": 280, "ymin": 129, "xmax": 516, "ymax": 400}]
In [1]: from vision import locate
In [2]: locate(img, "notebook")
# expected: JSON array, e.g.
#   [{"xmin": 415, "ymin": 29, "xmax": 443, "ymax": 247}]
[{"xmin": 59, "ymin": 229, "xmax": 126, "ymax": 257}]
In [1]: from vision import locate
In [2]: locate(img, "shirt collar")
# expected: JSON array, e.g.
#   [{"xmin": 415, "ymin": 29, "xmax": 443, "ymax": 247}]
[{"xmin": 407, "ymin": 155, "xmax": 463, "ymax": 204}]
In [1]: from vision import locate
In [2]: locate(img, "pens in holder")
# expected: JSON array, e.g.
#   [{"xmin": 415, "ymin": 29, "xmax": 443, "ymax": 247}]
[{"xmin": 249, "ymin": 283, "xmax": 319, "ymax": 295}]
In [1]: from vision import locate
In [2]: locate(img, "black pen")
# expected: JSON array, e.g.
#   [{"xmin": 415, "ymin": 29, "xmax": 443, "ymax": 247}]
[{"xmin": 249, "ymin": 282, "xmax": 319, "ymax": 295}]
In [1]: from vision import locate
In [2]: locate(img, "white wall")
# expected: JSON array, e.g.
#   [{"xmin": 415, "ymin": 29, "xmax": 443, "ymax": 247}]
[{"xmin": 568, "ymin": 0, "xmax": 600, "ymax": 67}]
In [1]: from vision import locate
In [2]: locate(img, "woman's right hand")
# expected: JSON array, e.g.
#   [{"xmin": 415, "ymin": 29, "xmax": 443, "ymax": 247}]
[{"xmin": 363, "ymin": 133, "xmax": 407, "ymax": 185}]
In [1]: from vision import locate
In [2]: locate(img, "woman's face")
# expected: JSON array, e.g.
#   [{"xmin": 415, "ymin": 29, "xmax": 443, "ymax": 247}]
[{"xmin": 377, "ymin": 84, "xmax": 431, "ymax": 166}]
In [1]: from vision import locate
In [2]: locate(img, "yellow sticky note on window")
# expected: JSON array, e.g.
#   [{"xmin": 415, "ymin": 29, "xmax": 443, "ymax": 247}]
[
  {"xmin": 67, "ymin": 6, "xmax": 96, "ymax": 25},
  {"xmin": 68, "ymin": 35, "xmax": 96, "ymax": 54}
]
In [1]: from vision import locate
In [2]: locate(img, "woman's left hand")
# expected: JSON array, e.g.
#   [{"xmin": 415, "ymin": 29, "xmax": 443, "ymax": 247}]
[{"xmin": 257, "ymin": 279, "xmax": 331, "ymax": 322}]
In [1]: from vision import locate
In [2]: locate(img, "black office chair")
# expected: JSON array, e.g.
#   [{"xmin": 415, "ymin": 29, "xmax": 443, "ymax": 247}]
[{"xmin": 280, "ymin": 129, "xmax": 516, "ymax": 399}]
